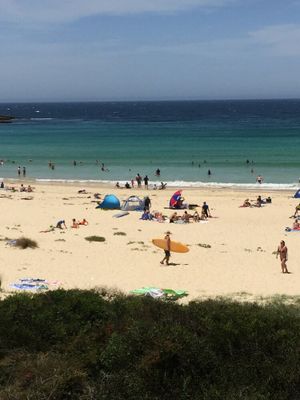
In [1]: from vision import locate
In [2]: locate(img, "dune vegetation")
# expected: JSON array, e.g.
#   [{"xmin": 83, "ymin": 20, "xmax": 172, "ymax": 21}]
[{"xmin": 0, "ymin": 289, "xmax": 300, "ymax": 399}]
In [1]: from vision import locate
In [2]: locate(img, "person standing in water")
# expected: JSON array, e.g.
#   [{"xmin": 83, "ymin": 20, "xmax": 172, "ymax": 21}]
[
  {"xmin": 160, "ymin": 231, "xmax": 171, "ymax": 265},
  {"xmin": 276, "ymin": 240, "xmax": 289, "ymax": 273}
]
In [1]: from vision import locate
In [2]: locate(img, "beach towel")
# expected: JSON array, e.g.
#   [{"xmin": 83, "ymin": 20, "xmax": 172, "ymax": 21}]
[
  {"xmin": 285, "ymin": 227, "xmax": 300, "ymax": 232},
  {"xmin": 130, "ymin": 287, "xmax": 188, "ymax": 300}
]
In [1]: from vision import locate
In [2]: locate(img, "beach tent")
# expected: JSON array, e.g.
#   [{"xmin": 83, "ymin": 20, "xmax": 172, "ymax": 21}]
[
  {"xmin": 96, "ymin": 194, "xmax": 120, "ymax": 210},
  {"xmin": 169, "ymin": 190, "xmax": 182, "ymax": 208},
  {"xmin": 121, "ymin": 195, "xmax": 145, "ymax": 211},
  {"xmin": 294, "ymin": 189, "xmax": 300, "ymax": 198}
]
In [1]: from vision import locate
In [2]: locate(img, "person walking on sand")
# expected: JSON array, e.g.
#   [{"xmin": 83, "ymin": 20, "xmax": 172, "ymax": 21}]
[
  {"xmin": 276, "ymin": 240, "xmax": 289, "ymax": 273},
  {"xmin": 160, "ymin": 231, "xmax": 171, "ymax": 265}
]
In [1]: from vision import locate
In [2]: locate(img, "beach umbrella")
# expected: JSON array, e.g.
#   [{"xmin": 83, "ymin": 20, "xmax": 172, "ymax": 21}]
[{"xmin": 169, "ymin": 190, "xmax": 182, "ymax": 208}]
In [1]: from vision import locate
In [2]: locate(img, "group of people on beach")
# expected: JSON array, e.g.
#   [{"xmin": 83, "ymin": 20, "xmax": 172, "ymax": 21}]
[
  {"xmin": 40, "ymin": 218, "xmax": 88, "ymax": 233},
  {"xmin": 241, "ymin": 195, "xmax": 272, "ymax": 208},
  {"xmin": 0, "ymin": 181, "xmax": 34, "ymax": 192}
]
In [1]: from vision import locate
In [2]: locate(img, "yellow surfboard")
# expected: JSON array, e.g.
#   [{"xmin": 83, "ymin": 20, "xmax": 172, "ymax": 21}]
[{"xmin": 152, "ymin": 238, "xmax": 189, "ymax": 253}]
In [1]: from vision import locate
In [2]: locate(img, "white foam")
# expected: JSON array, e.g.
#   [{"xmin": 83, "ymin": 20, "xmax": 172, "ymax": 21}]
[{"xmin": 35, "ymin": 178, "xmax": 298, "ymax": 190}]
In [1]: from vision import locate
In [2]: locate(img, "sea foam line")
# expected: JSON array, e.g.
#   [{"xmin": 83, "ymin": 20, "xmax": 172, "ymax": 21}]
[{"xmin": 35, "ymin": 178, "xmax": 299, "ymax": 190}]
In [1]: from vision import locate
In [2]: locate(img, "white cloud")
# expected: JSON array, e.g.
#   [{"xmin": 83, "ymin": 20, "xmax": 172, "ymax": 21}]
[
  {"xmin": 133, "ymin": 24, "xmax": 300, "ymax": 58},
  {"xmin": 0, "ymin": 0, "xmax": 235, "ymax": 23},
  {"xmin": 249, "ymin": 24, "xmax": 300, "ymax": 56}
]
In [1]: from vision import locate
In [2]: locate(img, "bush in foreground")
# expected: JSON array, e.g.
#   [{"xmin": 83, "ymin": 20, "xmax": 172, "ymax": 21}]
[{"xmin": 0, "ymin": 290, "xmax": 300, "ymax": 399}]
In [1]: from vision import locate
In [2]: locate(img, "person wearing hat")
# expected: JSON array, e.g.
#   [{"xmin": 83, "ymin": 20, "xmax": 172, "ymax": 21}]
[{"xmin": 160, "ymin": 231, "xmax": 171, "ymax": 265}]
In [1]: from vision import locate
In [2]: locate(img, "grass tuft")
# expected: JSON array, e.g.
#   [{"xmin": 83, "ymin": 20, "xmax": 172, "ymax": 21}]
[{"xmin": 85, "ymin": 236, "xmax": 106, "ymax": 242}]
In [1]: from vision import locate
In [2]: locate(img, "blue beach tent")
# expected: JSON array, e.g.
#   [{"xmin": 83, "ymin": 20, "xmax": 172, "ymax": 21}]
[
  {"xmin": 294, "ymin": 189, "xmax": 300, "ymax": 199},
  {"xmin": 96, "ymin": 194, "xmax": 120, "ymax": 210}
]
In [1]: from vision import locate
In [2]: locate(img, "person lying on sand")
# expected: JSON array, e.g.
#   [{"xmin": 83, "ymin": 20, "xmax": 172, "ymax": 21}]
[
  {"xmin": 78, "ymin": 219, "xmax": 88, "ymax": 225},
  {"xmin": 40, "ymin": 225, "xmax": 55, "ymax": 233}
]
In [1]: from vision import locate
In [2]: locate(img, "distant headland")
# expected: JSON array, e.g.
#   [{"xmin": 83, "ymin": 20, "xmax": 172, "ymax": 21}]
[{"xmin": 0, "ymin": 115, "xmax": 14, "ymax": 123}]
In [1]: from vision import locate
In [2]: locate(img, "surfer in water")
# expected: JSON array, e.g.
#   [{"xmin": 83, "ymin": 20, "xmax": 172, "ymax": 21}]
[{"xmin": 160, "ymin": 231, "xmax": 171, "ymax": 265}]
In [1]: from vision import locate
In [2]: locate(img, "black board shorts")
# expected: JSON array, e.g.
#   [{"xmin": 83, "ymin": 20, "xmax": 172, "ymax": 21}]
[{"xmin": 164, "ymin": 250, "xmax": 171, "ymax": 257}]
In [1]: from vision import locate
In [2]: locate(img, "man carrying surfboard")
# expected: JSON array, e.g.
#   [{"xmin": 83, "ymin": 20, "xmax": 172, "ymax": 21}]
[{"xmin": 160, "ymin": 231, "xmax": 171, "ymax": 265}]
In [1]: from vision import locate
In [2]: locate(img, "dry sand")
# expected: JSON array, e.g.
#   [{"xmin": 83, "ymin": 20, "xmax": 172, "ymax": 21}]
[{"xmin": 0, "ymin": 182, "xmax": 299, "ymax": 301}]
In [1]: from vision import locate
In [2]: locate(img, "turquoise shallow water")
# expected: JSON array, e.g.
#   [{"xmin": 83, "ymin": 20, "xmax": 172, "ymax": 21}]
[{"xmin": 0, "ymin": 100, "xmax": 300, "ymax": 188}]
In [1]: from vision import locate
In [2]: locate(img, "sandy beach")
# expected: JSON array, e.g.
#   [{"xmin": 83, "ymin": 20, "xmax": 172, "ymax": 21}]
[{"xmin": 0, "ymin": 182, "xmax": 299, "ymax": 301}]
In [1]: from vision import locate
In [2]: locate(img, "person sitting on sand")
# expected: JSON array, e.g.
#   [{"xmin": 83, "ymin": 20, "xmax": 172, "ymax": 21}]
[
  {"xmin": 256, "ymin": 195, "xmax": 263, "ymax": 207},
  {"xmin": 169, "ymin": 212, "xmax": 179, "ymax": 223},
  {"xmin": 242, "ymin": 198, "xmax": 252, "ymax": 207},
  {"xmin": 0, "ymin": 181, "xmax": 4, "ymax": 189},
  {"xmin": 27, "ymin": 185, "xmax": 33, "ymax": 192},
  {"xmin": 141, "ymin": 210, "xmax": 152, "ymax": 220},
  {"xmin": 125, "ymin": 182, "xmax": 131, "ymax": 189},
  {"xmin": 293, "ymin": 220, "xmax": 300, "ymax": 230},
  {"xmin": 115, "ymin": 182, "xmax": 120, "ymax": 188},
  {"xmin": 78, "ymin": 218, "xmax": 88, "ymax": 225},
  {"xmin": 94, "ymin": 193, "xmax": 101, "ymax": 199},
  {"xmin": 182, "ymin": 211, "xmax": 192, "ymax": 223},
  {"xmin": 159, "ymin": 182, "xmax": 167, "ymax": 190},
  {"xmin": 20, "ymin": 184, "xmax": 26, "ymax": 192},
  {"xmin": 71, "ymin": 218, "xmax": 79, "ymax": 228},
  {"xmin": 193, "ymin": 211, "xmax": 200, "ymax": 222},
  {"xmin": 56, "ymin": 220, "xmax": 67, "ymax": 229},
  {"xmin": 153, "ymin": 211, "xmax": 164, "ymax": 222}
]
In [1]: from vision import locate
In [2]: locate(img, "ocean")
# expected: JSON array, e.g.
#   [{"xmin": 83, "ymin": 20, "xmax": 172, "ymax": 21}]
[{"xmin": 0, "ymin": 100, "xmax": 300, "ymax": 189}]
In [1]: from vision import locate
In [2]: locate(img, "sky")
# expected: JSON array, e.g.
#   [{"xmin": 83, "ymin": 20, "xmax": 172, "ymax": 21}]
[{"xmin": 0, "ymin": 0, "xmax": 300, "ymax": 101}]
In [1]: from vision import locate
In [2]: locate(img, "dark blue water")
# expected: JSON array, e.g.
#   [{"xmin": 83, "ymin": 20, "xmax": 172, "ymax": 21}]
[{"xmin": 0, "ymin": 100, "xmax": 300, "ymax": 187}]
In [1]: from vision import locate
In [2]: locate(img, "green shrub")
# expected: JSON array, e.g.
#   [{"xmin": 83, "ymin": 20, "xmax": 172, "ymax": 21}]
[{"xmin": 0, "ymin": 291, "xmax": 300, "ymax": 399}]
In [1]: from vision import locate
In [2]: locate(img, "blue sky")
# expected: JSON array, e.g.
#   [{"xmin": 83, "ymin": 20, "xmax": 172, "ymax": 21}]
[{"xmin": 0, "ymin": 0, "xmax": 300, "ymax": 101}]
